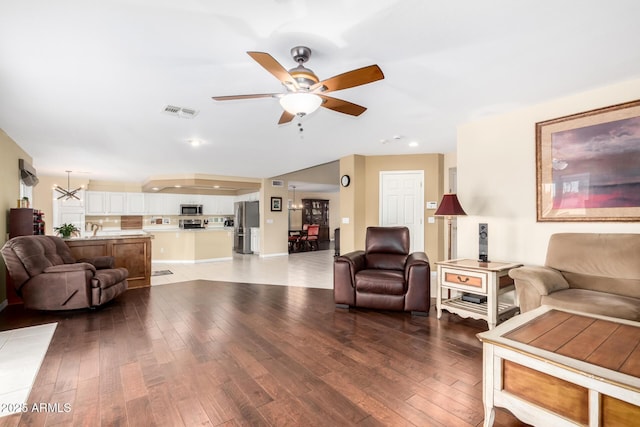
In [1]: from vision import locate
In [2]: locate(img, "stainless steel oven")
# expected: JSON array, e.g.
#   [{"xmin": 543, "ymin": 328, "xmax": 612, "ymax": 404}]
[{"xmin": 179, "ymin": 219, "xmax": 204, "ymax": 229}]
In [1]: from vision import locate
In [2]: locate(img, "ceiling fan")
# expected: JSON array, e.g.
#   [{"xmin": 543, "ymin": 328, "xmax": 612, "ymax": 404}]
[{"xmin": 212, "ymin": 46, "xmax": 384, "ymax": 124}]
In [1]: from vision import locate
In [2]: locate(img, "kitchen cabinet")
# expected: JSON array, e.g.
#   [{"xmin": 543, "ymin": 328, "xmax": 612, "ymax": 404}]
[
  {"xmin": 144, "ymin": 193, "xmax": 180, "ymax": 215},
  {"xmin": 86, "ymin": 191, "xmax": 149, "ymax": 215},
  {"xmin": 202, "ymin": 195, "xmax": 234, "ymax": 215},
  {"xmin": 85, "ymin": 191, "xmax": 106, "ymax": 215},
  {"xmin": 126, "ymin": 193, "xmax": 145, "ymax": 214},
  {"xmin": 86, "ymin": 191, "xmax": 126, "ymax": 215}
]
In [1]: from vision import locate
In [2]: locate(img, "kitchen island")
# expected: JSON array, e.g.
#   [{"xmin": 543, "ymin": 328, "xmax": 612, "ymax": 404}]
[
  {"xmin": 147, "ymin": 228, "xmax": 234, "ymax": 262},
  {"xmin": 64, "ymin": 234, "xmax": 152, "ymax": 289}
]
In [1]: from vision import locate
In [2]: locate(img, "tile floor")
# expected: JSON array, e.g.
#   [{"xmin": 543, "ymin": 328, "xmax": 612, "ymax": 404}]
[
  {"xmin": 0, "ymin": 323, "xmax": 57, "ymax": 416},
  {"xmin": 151, "ymin": 249, "xmax": 336, "ymax": 289}
]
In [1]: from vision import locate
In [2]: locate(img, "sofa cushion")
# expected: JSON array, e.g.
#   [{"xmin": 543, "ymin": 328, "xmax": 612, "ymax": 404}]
[
  {"xmin": 541, "ymin": 288, "xmax": 640, "ymax": 321},
  {"xmin": 356, "ymin": 269, "xmax": 405, "ymax": 295},
  {"xmin": 546, "ymin": 233, "xmax": 640, "ymax": 298}
]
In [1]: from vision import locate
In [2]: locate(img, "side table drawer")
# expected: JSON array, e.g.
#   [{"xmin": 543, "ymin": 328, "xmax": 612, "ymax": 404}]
[{"xmin": 442, "ymin": 268, "xmax": 487, "ymax": 293}]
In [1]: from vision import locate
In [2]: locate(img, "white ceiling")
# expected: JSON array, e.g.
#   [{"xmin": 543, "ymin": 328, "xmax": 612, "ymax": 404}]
[{"xmin": 1, "ymin": 1, "xmax": 639, "ymax": 184}]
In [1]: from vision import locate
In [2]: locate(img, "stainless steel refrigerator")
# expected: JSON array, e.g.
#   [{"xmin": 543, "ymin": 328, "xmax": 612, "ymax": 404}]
[{"xmin": 234, "ymin": 201, "xmax": 259, "ymax": 254}]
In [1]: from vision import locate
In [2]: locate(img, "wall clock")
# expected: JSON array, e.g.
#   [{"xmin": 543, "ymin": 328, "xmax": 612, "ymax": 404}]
[{"xmin": 341, "ymin": 175, "xmax": 351, "ymax": 187}]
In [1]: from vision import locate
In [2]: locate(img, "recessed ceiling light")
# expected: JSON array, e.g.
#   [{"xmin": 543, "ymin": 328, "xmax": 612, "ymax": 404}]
[
  {"xmin": 187, "ymin": 139, "xmax": 204, "ymax": 147},
  {"xmin": 152, "ymin": 187, "xmax": 159, "ymax": 191},
  {"xmin": 174, "ymin": 185, "xmax": 181, "ymax": 188},
  {"xmin": 408, "ymin": 141, "xmax": 418, "ymax": 147}
]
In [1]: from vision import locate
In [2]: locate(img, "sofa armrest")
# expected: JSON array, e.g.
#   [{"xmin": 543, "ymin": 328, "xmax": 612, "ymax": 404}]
[
  {"xmin": 509, "ymin": 266, "xmax": 569, "ymax": 313},
  {"xmin": 78, "ymin": 256, "xmax": 115, "ymax": 269},
  {"xmin": 44, "ymin": 262, "xmax": 97, "ymax": 274}
]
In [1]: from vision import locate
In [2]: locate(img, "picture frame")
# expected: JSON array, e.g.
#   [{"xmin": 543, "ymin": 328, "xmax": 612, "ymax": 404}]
[
  {"xmin": 536, "ymin": 99, "xmax": 640, "ymax": 222},
  {"xmin": 270, "ymin": 196, "xmax": 282, "ymax": 212}
]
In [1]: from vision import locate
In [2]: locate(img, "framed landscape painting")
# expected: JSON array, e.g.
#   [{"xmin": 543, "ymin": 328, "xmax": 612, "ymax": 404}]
[{"xmin": 536, "ymin": 99, "xmax": 640, "ymax": 221}]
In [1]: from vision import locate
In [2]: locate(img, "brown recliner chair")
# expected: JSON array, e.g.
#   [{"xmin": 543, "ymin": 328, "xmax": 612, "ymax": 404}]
[
  {"xmin": 1, "ymin": 235, "xmax": 128, "ymax": 310},
  {"xmin": 334, "ymin": 226, "xmax": 431, "ymax": 315}
]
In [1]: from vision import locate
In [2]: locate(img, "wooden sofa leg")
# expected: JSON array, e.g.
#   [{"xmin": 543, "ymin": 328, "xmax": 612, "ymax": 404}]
[
  {"xmin": 411, "ymin": 311, "xmax": 429, "ymax": 317},
  {"xmin": 335, "ymin": 303, "xmax": 349, "ymax": 309}
]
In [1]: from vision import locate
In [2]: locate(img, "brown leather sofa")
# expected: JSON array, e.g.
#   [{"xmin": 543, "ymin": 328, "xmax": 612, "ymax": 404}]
[
  {"xmin": 509, "ymin": 233, "xmax": 640, "ymax": 321},
  {"xmin": 334, "ymin": 226, "xmax": 431, "ymax": 315},
  {"xmin": 1, "ymin": 235, "xmax": 128, "ymax": 310}
]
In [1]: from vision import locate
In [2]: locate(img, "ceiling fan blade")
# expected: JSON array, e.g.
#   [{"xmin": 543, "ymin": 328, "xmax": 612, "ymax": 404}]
[
  {"xmin": 311, "ymin": 65, "xmax": 384, "ymax": 93},
  {"xmin": 212, "ymin": 93, "xmax": 279, "ymax": 101},
  {"xmin": 319, "ymin": 95, "xmax": 367, "ymax": 116},
  {"xmin": 247, "ymin": 51, "xmax": 299, "ymax": 90},
  {"xmin": 278, "ymin": 111, "xmax": 295, "ymax": 125}
]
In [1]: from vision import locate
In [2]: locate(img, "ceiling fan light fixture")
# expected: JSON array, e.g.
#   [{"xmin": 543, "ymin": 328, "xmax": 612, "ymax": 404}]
[{"xmin": 279, "ymin": 93, "xmax": 322, "ymax": 116}]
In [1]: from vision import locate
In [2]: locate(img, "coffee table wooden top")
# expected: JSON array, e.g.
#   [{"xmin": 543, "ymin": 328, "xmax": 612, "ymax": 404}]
[{"xmin": 478, "ymin": 306, "xmax": 640, "ymax": 391}]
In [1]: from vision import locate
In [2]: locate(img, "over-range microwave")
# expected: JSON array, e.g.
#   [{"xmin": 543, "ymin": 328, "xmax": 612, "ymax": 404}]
[{"xmin": 180, "ymin": 204, "xmax": 203, "ymax": 215}]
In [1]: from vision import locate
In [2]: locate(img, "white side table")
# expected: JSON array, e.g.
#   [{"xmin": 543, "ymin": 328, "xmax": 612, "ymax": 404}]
[{"xmin": 436, "ymin": 259, "xmax": 522, "ymax": 329}]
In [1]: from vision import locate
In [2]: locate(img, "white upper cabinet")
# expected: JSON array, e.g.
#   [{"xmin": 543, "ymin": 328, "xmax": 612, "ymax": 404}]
[
  {"xmin": 86, "ymin": 191, "xmax": 234, "ymax": 216},
  {"xmin": 126, "ymin": 193, "xmax": 145, "ymax": 215},
  {"xmin": 85, "ymin": 191, "xmax": 107, "ymax": 215},
  {"xmin": 86, "ymin": 191, "xmax": 139, "ymax": 215},
  {"xmin": 144, "ymin": 193, "xmax": 181, "ymax": 215},
  {"xmin": 202, "ymin": 195, "xmax": 234, "ymax": 215},
  {"xmin": 108, "ymin": 192, "xmax": 126, "ymax": 214}
]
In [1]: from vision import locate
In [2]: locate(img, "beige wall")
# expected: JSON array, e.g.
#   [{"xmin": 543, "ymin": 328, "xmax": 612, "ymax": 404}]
[
  {"xmin": 0, "ymin": 129, "xmax": 32, "ymax": 304},
  {"xmin": 260, "ymin": 178, "xmax": 289, "ymax": 256},
  {"xmin": 339, "ymin": 153, "xmax": 444, "ymax": 265},
  {"xmin": 457, "ymin": 77, "xmax": 640, "ymax": 266}
]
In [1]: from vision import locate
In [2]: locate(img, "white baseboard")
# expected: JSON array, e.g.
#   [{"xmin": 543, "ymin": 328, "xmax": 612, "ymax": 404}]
[
  {"xmin": 259, "ymin": 252, "xmax": 288, "ymax": 258},
  {"xmin": 152, "ymin": 257, "xmax": 233, "ymax": 264},
  {"xmin": 0, "ymin": 299, "xmax": 8, "ymax": 313}
]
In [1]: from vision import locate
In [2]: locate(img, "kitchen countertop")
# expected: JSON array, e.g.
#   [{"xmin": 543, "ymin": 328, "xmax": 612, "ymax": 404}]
[
  {"xmin": 145, "ymin": 227, "xmax": 235, "ymax": 232},
  {"xmin": 67, "ymin": 233, "xmax": 153, "ymax": 241}
]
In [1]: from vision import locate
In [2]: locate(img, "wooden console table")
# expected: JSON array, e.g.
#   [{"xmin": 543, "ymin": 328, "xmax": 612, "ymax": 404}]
[{"xmin": 478, "ymin": 306, "xmax": 640, "ymax": 426}]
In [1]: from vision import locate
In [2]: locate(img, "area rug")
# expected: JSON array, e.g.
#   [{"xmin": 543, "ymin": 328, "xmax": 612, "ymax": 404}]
[
  {"xmin": 0, "ymin": 323, "xmax": 57, "ymax": 417},
  {"xmin": 152, "ymin": 270, "xmax": 173, "ymax": 276}
]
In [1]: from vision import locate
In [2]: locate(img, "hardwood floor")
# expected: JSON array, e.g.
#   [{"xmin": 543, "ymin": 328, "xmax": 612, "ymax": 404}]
[{"xmin": 0, "ymin": 280, "xmax": 528, "ymax": 426}]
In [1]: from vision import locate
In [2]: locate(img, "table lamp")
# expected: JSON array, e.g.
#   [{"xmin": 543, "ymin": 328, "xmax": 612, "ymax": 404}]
[{"xmin": 434, "ymin": 193, "xmax": 467, "ymax": 260}]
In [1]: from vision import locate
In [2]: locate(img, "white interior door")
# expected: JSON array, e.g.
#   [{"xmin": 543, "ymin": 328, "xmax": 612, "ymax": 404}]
[{"xmin": 380, "ymin": 171, "xmax": 424, "ymax": 252}]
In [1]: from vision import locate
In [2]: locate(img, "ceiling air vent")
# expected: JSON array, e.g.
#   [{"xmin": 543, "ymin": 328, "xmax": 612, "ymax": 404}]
[
  {"xmin": 162, "ymin": 105, "xmax": 199, "ymax": 119},
  {"xmin": 271, "ymin": 180, "xmax": 284, "ymax": 188}
]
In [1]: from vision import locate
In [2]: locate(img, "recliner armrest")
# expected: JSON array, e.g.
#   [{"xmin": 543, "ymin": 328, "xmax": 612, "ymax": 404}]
[
  {"xmin": 405, "ymin": 252, "xmax": 429, "ymax": 279},
  {"xmin": 78, "ymin": 256, "xmax": 115, "ymax": 269},
  {"xmin": 44, "ymin": 262, "xmax": 97, "ymax": 274},
  {"xmin": 335, "ymin": 251, "xmax": 366, "ymax": 277}
]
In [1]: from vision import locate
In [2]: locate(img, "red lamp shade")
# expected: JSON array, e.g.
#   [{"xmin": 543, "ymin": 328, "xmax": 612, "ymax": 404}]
[{"xmin": 434, "ymin": 194, "xmax": 467, "ymax": 216}]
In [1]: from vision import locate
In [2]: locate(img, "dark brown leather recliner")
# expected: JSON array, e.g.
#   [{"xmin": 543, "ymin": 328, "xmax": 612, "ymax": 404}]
[
  {"xmin": 334, "ymin": 226, "xmax": 431, "ymax": 315},
  {"xmin": 1, "ymin": 235, "xmax": 128, "ymax": 310}
]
